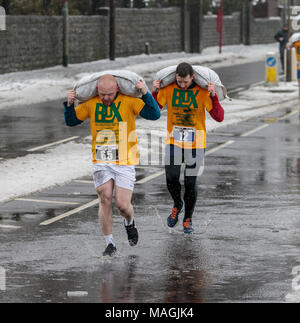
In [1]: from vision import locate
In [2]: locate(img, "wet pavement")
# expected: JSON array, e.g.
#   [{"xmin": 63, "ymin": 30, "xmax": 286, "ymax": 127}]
[
  {"xmin": 211, "ymin": 60, "xmax": 266, "ymax": 91},
  {"xmin": 1, "ymin": 102, "xmax": 300, "ymax": 303}
]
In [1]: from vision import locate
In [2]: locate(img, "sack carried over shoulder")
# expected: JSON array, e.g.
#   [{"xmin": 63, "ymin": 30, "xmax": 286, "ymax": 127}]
[
  {"xmin": 289, "ymin": 32, "xmax": 300, "ymax": 46},
  {"xmin": 156, "ymin": 65, "xmax": 228, "ymax": 101},
  {"xmin": 74, "ymin": 70, "xmax": 149, "ymax": 102}
]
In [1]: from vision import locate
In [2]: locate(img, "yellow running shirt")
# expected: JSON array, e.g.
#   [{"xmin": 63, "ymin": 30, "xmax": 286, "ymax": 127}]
[
  {"xmin": 294, "ymin": 40, "xmax": 300, "ymax": 70},
  {"xmin": 75, "ymin": 94, "xmax": 144, "ymax": 165},
  {"xmin": 157, "ymin": 83, "xmax": 213, "ymax": 149}
]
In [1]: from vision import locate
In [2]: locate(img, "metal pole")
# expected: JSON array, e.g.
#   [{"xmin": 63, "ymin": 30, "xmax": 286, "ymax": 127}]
[
  {"xmin": 283, "ymin": 0, "xmax": 287, "ymax": 25},
  {"xmin": 109, "ymin": 0, "xmax": 115, "ymax": 61},
  {"xmin": 286, "ymin": 0, "xmax": 292, "ymax": 81},
  {"xmin": 218, "ymin": 0, "xmax": 224, "ymax": 54},
  {"xmin": 62, "ymin": 0, "xmax": 69, "ymax": 67},
  {"xmin": 145, "ymin": 42, "xmax": 150, "ymax": 55},
  {"xmin": 180, "ymin": 0, "xmax": 186, "ymax": 52},
  {"xmin": 189, "ymin": 0, "xmax": 202, "ymax": 53},
  {"xmin": 245, "ymin": 0, "xmax": 251, "ymax": 46}
]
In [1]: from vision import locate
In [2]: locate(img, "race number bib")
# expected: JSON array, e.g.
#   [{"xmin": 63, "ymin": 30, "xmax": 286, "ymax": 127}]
[
  {"xmin": 173, "ymin": 126, "xmax": 195, "ymax": 143},
  {"xmin": 96, "ymin": 145, "xmax": 119, "ymax": 162}
]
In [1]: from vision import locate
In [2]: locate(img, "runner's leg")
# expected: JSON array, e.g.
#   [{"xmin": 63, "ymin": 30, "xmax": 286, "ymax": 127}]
[
  {"xmin": 165, "ymin": 164, "xmax": 182, "ymax": 207},
  {"xmin": 182, "ymin": 150, "xmax": 198, "ymax": 233},
  {"xmin": 115, "ymin": 185, "xmax": 138, "ymax": 246},
  {"xmin": 183, "ymin": 167, "xmax": 197, "ymax": 220},
  {"xmin": 115, "ymin": 186, "xmax": 134, "ymax": 223},
  {"xmin": 165, "ymin": 144, "xmax": 182, "ymax": 208},
  {"xmin": 96, "ymin": 179, "xmax": 114, "ymax": 236},
  {"xmin": 183, "ymin": 148, "xmax": 204, "ymax": 220}
]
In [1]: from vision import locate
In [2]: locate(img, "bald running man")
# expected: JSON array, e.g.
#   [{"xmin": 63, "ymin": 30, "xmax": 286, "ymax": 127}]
[{"xmin": 64, "ymin": 75, "xmax": 160, "ymax": 257}]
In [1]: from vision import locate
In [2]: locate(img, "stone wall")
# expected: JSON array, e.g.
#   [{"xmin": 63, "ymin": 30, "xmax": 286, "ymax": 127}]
[
  {"xmin": 0, "ymin": 8, "xmax": 283, "ymax": 74},
  {"xmin": 0, "ymin": 15, "xmax": 108, "ymax": 74},
  {"xmin": 115, "ymin": 8, "xmax": 182, "ymax": 57},
  {"xmin": 69, "ymin": 16, "xmax": 109, "ymax": 63},
  {"xmin": 202, "ymin": 13, "xmax": 241, "ymax": 49},
  {"xmin": 0, "ymin": 16, "xmax": 62, "ymax": 73},
  {"xmin": 250, "ymin": 17, "xmax": 282, "ymax": 44}
]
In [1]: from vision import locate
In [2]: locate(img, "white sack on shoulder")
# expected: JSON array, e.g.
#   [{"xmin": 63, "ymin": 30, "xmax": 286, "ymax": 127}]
[
  {"xmin": 156, "ymin": 65, "xmax": 228, "ymax": 100},
  {"xmin": 289, "ymin": 33, "xmax": 300, "ymax": 46},
  {"xmin": 74, "ymin": 70, "xmax": 149, "ymax": 102}
]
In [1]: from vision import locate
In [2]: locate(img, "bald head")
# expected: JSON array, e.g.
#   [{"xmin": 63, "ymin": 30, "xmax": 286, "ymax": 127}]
[
  {"xmin": 98, "ymin": 74, "xmax": 118, "ymax": 90},
  {"xmin": 97, "ymin": 74, "xmax": 119, "ymax": 106}
]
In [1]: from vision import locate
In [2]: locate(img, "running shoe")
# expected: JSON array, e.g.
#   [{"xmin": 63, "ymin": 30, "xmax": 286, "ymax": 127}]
[
  {"xmin": 183, "ymin": 218, "xmax": 194, "ymax": 234},
  {"xmin": 125, "ymin": 220, "xmax": 139, "ymax": 246},
  {"xmin": 103, "ymin": 243, "xmax": 117, "ymax": 257},
  {"xmin": 167, "ymin": 201, "xmax": 183, "ymax": 228}
]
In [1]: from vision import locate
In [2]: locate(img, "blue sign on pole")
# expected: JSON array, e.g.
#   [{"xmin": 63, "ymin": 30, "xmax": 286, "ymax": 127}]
[{"xmin": 266, "ymin": 57, "xmax": 276, "ymax": 67}]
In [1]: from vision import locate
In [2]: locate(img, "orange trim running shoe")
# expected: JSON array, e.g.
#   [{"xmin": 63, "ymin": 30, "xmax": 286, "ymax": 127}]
[
  {"xmin": 167, "ymin": 201, "xmax": 183, "ymax": 228},
  {"xmin": 183, "ymin": 217, "xmax": 194, "ymax": 234}
]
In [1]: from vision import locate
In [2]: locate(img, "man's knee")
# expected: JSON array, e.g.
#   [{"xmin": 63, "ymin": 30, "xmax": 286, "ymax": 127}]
[
  {"xmin": 96, "ymin": 188, "xmax": 113, "ymax": 208},
  {"xmin": 165, "ymin": 165, "xmax": 181, "ymax": 182},
  {"xmin": 115, "ymin": 198, "xmax": 131, "ymax": 214},
  {"xmin": 184, "ymin": 175, "xmax": 197, "ymax": 191}
]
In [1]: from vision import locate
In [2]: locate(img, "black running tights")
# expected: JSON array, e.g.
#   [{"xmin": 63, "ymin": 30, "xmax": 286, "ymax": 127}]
[{"xmin": 165, "ymin": 164, "xmax": 197, "ymax": 220}]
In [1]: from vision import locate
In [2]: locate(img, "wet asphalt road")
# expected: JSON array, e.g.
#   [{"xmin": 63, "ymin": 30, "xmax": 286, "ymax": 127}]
[
  {"xmin": 2, "ymin": 60, "xmax": 300, "ymax": 303},
  {"xmin": 1, "ymin": 103, "xmax": 300, "ymax": 303}
]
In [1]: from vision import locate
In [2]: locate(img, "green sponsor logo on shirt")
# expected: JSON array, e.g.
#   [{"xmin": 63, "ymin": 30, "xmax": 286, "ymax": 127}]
[
  {"xmin": 95, "ymin": 102, "xmax": 122, "ymax": 123},
  {"xmin": 172, "ymin": 88, "xmax": 199, "ymax": 109}
]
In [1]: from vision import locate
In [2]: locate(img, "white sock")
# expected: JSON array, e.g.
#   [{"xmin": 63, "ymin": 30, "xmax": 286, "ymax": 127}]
[
  {"xmin": 124, "ymin": 217, "xmax": 134, "ymax": 226},
  {"xmin": 104, "ymin": 234, "xmax": 115, "ymax": 247}
]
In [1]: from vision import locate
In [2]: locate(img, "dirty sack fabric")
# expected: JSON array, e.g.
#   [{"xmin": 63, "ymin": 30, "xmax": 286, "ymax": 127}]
[
  {"xmin": 74, "ymin": 70, "xmax": 149, "ymax": 102},
  {"xmin": 289, "ymin": 33, "xmax": 300, "ymax": 46},
  {"xmin": 156, "ymin": 65, "xmax": 228, "ymax": 101}
]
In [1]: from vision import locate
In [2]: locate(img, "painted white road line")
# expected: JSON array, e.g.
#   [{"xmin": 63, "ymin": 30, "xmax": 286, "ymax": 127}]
[
  {"xmin": 43, "ymin": 171, "xmax": 168, "ymax": 225},
  {"xmin": 74, "ymin": 180, "xmax": 94, "ymax": 184},
  {"xmin": 40, "ymin": 199, "xmax": 99, "ymax": 226},
  {"xmin": 227, "ymin": 87, "xmax": 246, "ymax": 94},
  {"xmin": 135, "ymin": 165, "xmax": 162, "ymax": 170},
  {"xmin": 240, "ymin": 124, "xmax": 269, "ymax": 137},
  {"xmin": 0, "ymin": 224, "xmax": 21, "ymax": 229},
  {"xmin": 136, "ymin": 170, "xmax": 165, "ymax": 184},
  {"xmin": 137, "ymin": 141, "xmax": 236, "ymax": 183},
  {"xmin": 206, "ymin": 140, "xmax": 235, "ymax": 156},
  {"xmin": 16, "ymin": 198, "xmax": 80, "ymax": 205},
  {"xmin": 27, "ymin": 136, "xmax": 79, "ymax": 152},
  {"xmin": 278, "ymin": 109, "xmax": 298, "ymax": 120},
  {"xmin": 211, "ymin": 132, "xmax": 236, "ymax": 137},
  {"xmin": 75, "ymin": 168, "xmax": 164, "ymax": 186},
  {"xmin": 38, "ymin": 122, "xmax": 270, "ymax": 225}
]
